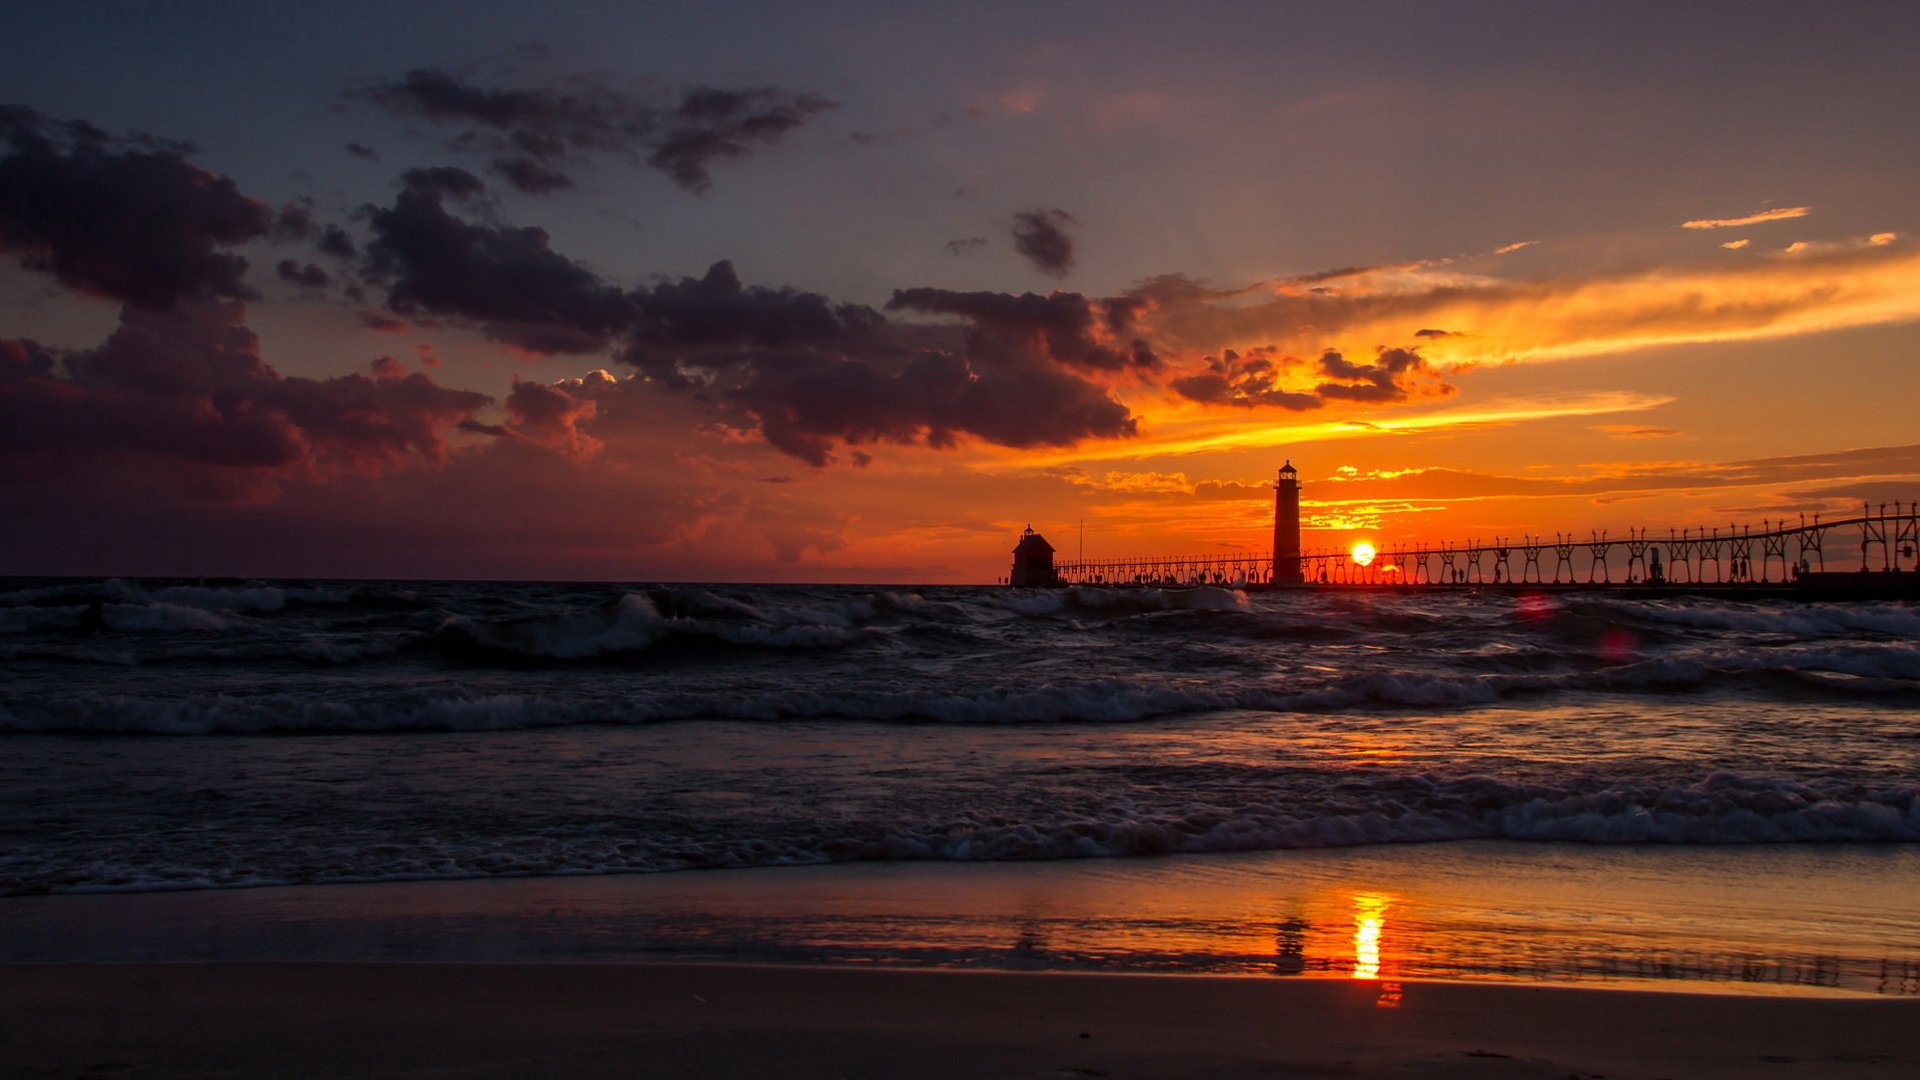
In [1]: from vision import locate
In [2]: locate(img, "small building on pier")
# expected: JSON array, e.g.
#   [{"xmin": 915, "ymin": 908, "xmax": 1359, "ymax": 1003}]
[{"xmin": 1009, "ymin": 526, "xmax": 1058, "ymax": 586}]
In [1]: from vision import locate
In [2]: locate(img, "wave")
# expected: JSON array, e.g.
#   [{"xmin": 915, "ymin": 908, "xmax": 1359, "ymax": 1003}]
[
  {"xmin": 437, "ymin": 592, "xmax": 864, "ymax": 660},
  {"xmin": 12, "ymin": 640, "xmax": 1916, "ymax": 734},
  {"xmin": 11, "ymin": 770, "xmax": 1916, "ymax": 895},
  {"xmin": 0, "ymin": 578, "xmax": 350, "ymax": 614},
  {"xmin": 1564, "ymin": 596, "xmax": 1920, "ymax": 639}
]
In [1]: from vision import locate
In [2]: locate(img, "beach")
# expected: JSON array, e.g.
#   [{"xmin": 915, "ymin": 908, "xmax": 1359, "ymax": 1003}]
[
  {"xmin": 6, "ymin": 846, "xmax": 1919, "ymax": 1076},
  {"xmin": 7, "ymin": 962, "xmax": 1918, "ymax": 1078}
]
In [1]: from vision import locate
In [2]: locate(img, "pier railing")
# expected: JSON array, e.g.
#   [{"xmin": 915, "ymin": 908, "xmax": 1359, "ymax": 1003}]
[{"xmin": 1050, "ymin": 502, "xmax": 1920, "ymax": 587}]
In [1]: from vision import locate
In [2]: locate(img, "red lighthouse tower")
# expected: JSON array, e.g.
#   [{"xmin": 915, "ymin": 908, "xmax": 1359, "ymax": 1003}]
[{"xmin": 1272, "ymin": 461, "xmax": 1303, "ymax": 584}]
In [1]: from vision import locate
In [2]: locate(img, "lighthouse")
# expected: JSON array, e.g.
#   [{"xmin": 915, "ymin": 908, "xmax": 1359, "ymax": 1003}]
[
  {"xmin": 1272, "ymin": 461, "xmax": 1303, "ymax": 584},
  {"xmin": 1009, "ymin": 525, "xmax": 1058, "ymax": 586}
]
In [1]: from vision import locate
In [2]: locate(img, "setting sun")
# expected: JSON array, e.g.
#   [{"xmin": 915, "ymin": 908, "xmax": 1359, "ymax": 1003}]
[{"xmin": 1351, "ymin": 542, "xmax": 1377, "ymax": 567}]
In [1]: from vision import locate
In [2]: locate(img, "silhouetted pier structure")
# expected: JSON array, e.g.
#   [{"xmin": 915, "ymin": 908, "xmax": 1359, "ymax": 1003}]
[{"xmin": 1042, "ymin": 500, "xmax": 1920, "ymax": 594}]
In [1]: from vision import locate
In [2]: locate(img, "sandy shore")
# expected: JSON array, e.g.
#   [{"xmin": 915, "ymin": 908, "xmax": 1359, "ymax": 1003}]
[{"xmin": 3, "ymin": 963, "xmax": 1916, "ymax": 1078}]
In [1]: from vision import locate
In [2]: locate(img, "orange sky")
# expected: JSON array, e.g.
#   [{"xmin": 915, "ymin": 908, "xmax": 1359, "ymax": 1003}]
[{"xmin": 3, "ymin": 5, "xmax": 1919, "ymax": 581}]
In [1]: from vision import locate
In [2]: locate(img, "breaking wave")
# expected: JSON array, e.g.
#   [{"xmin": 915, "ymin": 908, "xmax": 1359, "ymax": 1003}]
[{"xmin": 8, "ymin": 769, "xmax": 1916, "ymax": 895}]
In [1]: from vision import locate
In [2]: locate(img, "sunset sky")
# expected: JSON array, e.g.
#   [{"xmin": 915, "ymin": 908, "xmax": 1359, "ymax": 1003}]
[{"xmin": 3, "ymin": 1, "xmax": 1918, "ymax": 582}]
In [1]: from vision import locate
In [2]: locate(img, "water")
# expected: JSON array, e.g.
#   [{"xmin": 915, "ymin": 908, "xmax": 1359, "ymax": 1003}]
[{"xmin": 3, "ymin": 577, "xmax": 1918, "ymax": 991}]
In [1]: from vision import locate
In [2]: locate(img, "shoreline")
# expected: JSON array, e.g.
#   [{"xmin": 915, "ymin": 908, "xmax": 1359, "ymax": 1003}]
[
  {"xmin": 4, "ymin": 961, "xmax": 1915, "ymax": 1078},
  {"xmin": 10, "ymin": 843, "xmax": 1919, "ymax": 997}
]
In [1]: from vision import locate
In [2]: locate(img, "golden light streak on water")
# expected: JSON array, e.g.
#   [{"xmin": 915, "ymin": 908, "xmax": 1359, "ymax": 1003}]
[{"xmin": 1351, "ymin": 892, "xmax": 1390, "ymax": 980}]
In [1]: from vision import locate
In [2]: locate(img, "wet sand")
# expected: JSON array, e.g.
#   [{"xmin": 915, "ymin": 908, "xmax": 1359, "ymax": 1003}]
[{"xmin": 3, "ymin": 962, "xmax": 1915, "ymax": 1079}]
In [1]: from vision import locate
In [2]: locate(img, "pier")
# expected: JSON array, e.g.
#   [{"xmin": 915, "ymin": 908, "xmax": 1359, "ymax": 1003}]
[{"xmin": 1017, "ymin": 463, "xmax": 1920, "ymax": 595}]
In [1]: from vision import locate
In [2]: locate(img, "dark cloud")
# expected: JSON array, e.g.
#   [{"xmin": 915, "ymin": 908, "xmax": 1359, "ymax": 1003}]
[
  {"xmin": 1011, "ymin": 208, "xmax": 1077, "ymax": 275},
  {"xmin": 887, "ymin": 287, "xmax": 1157, "ymax": 372},
  {"xmin": 345, "ymin": 142, "xmax": 379, "ymax": 160},
  {"xmin": 274, "ymin": 201, "xmax": 315, "ymax": 241},
  {"xmin": 1315, "ymin": 346, "xmax": 1455, "ymax": 404},
  {"xmin": 336, "ymin": 161, "xmax": 1145, "ymax": 464},
  {"xmin": 1414, "ymin": 327, "xmax": 1459, "ymax": 338},
  {"xmin": 725, "ymin": 348, "xmax": 1136, "ymax": 467},
  {"xmin": 275, "ymin": 260, "xmax": 331, "ymax": 288},
  {"xmin": 596, "ymin": 269, "xmax": 1144, "ymax": 466},
  {"xmin": 399, "ymin": 165, "xmax": 486, "ymax": 201},
  {"xmin": 361, "ymin": 176, "xmax": 633, "ymax": 354},
  {"xmin": 1167, "ymin": 344, "xmax": 1455, "ymax": 410},
  {"xmin": 646, "ymin": 87, "xmax": 838, "ymax": 192},
  {"xmin": 492, "ymin": 155, "xmax": 573, "ymax": 194},
  {"xmin": 943, "ymin": 236, "xmax": 987, "ymax": 256},
  {"xmin": 317, "ymin": 225, "xmax": 358, "ymax": 259},
  {"xmin": 359, "ymin": 311, "xmax": 408, "ymax": 332},
  {"xmin": 626, "ymin": 260, "xmax": 877, "ymax": 362},
  {"xmin": 1169, "ymin": 347, "xmax": 1322, "ymax": 410},
  {"xmin": 0, "ymin": 106, "xmax": 272, "ymax": 309},
  {"xmin": 360, "ymin": 69, "xmax": 836, "ymax": 193},
  {"xmin": 0, "ymin": 299, "xmax": 490, "ymax": 491}
]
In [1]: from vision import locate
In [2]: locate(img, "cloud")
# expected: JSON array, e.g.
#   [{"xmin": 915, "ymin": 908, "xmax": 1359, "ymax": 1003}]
[
  {"xmin": 1315, "ymin": 346, "xmax": 1455, "ymax": 404},
  {"xmin": 349, "ymin": 173, "xmax": 1142, "ymax": 466},
  {"xmin": 1682, "ymin": 206, "xmax": 1810, "ymax": 230},
  {"xmin": 1137, "ymin": 244, "xmax": 1920, "ymax": 372},
  {"xmin": 1169, "ymin": 345, "xmax": 1451, "ymax": 411},
  {"xmin": 1011, "ymin": 208, "xmax": 1077, "ymax": 275},
  {"xmin": 610, "ymin": 270, "xmax": 1141, "ymax": 466},
  {"xmin": 0, "ymin": 106, "xmax": 273, "ymax": 309},
  {"xmin": 648, "ymin": 87, "xmax": 839, "ymax": 192},
  {"xmin": 361, "ymin": 171, "xmax": 634, "ymax": 354},
  {"xmin": 275, "ymin": 260, "xmax": 331, "ymax": 288},
  {"xmin": 317, "ymin": 225, "xmax": 358, "ymax": 259},
  {"xmin": 944, "ymin": 236, "xmax": 988, "ymax": 256},
  {"xmin": 1720, "ymin": 239, "xmax": 1751, "ymax": 250},
  {"xmin": 0, "ymin": 298, "xmax": 490, "ymax": 494},
  {"xmin": 1168, "ymin": 347, "xmax": 1321, "ymax": 410},
  {"xmin": 723, "ymin": 349, "xmax": 1135, "ymax": 467},
  {"xmin": 345, "ymin": 142, "xmax": 378, "ymax": 160},
  {"xmin": 1308, "ymin": 444, "xmax": 1920, "ymax": 507},
  {"xmin": 360, "ymin": 69, "xmax": 836, "ymax": 193},
  {"xmin": 1494, "ymin": 240, "xmax": 1536, "ymax": 255},
  {"xmin": 1781, "ymin": 232, "xmax": 1901, "ymax": 257},
  {"xmin": 400, "ymin": 165, "xmax": 487, "ymax": 201},
  {"xmin": 886, "ymin": 287, "xmax": 1156, "ymax": 372},
  {"xmin": 626, "ymin": 260, "xmax": 873, "ymax": 365},
  {"xmin": 493, "ymin": 378, "xmax": 602, "ymax": 460},
  {"xmin": 1061, "ymin": 469, "xmax": 1200, "ymax": 495},
  {"xmin": 492, "ymin": 155, "xmax": 573, "ymax": 194},
  {"xmin": 1594, "ymin": 424, "xmax": 1678, "ymax": 438}
]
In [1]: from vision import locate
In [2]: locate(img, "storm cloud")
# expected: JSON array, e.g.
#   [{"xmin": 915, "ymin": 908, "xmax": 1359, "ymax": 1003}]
[
  {"xmin": 609, "ymin": 271, "xmax": 1144, "ymax": 465},
  {"xmin": 361, "ymin": 171, "xmax": 634, "ymax": 354},
  {"xmin": 0, "ymin": 106, "xmax": 272, "ymax": 309},
  {"xmin": 886, "ymin": 287, "xmax": 1156, "ymax": 372},
  {"xmin": 723, "ymin": 348, "xmax": 1138, "ymax": 467}
]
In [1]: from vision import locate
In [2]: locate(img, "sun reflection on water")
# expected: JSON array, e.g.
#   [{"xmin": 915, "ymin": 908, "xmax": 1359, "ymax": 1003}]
[{"xmin": 1351, "ymin": 892, "xmax": 1390, "ymax": 980}]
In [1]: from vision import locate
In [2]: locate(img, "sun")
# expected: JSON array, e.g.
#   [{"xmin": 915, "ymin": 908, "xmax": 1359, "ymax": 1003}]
[{"xmin": 1351, "ymin": 542, "xmax": 1376, "ymax": 567}]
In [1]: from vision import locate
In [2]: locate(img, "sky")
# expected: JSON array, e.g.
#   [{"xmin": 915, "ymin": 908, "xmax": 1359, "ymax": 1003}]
[{"xmin": 2, "ymin": 1, "xmax": 1918, "ymax": 582}]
